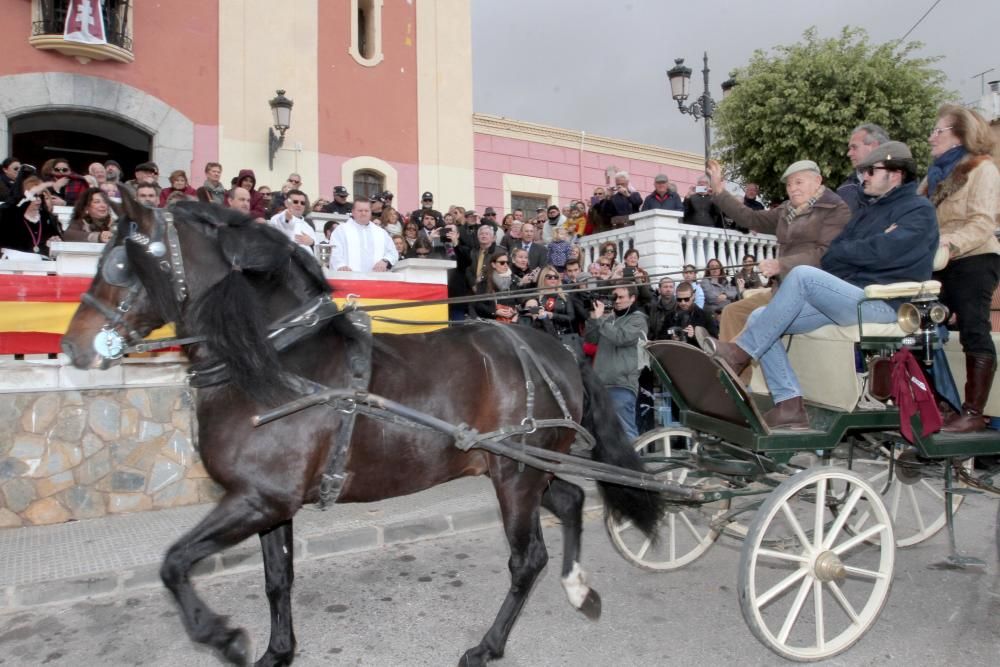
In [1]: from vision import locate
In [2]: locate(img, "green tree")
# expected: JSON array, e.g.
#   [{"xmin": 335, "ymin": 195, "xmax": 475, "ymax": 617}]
[{"xmin": 714, "ymin": 27, "xmax": 951, "ymax": 203}]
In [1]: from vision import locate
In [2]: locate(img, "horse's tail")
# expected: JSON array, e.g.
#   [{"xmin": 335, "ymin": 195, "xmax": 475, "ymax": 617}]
[{"xmin": 579, "ymin": 360, "xmax": 664, "ymax": 537}]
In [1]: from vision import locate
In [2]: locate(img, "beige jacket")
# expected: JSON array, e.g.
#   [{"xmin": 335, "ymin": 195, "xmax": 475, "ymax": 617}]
[{"xmin": 919, "ymin": 154, "xmax": 1000, "ymax": 260}]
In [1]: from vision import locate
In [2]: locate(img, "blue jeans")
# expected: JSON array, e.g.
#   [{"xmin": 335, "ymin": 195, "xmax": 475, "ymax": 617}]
[
  {"xmin": 735, "ymin": 266, "xmax": 897, "ymax": 403},
  {"xmin": 607, "ymin": 386, "xmax": 639, "ymax": 443}
]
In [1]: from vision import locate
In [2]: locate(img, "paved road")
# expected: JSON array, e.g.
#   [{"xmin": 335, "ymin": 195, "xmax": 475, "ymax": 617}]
[{"xmin": 1, "ymin": 495, "xmax": 997, "ymax": 666}]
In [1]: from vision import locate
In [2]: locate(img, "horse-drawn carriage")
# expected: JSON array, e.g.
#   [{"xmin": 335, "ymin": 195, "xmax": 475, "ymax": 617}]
[
  {"xmin": 60, "ymin": 197, "xmax": 999, "ymax": 665},
  {"xmin": 608, "ymin": 278, "xmax": 1000, "ymax": 660}
]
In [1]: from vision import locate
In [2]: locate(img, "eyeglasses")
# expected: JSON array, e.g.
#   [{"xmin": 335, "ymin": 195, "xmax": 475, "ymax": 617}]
[
  {"xmin": 52, "ymin": 167, "xmax": 70, "ymax": 174},
  {"xmin": 544, "ymin": 274, "xmax": 560, "ymax": 280},
  {"xmin": 598, "ymin": 262, "xmax": 611, "ymax": 268},
  {"xmin": 676, "ymin": 297, "xmax": 692, "ymax": 303},
  {"xmin": 602, "ymin": 248, "xmax": 615, "ymax": 255},
  {"xmin": 288, "ymin": 178, "xmax": 301, "ymax": 184},
  {"xmin": 863, "ymin": 166, "xmax": 890, "ymax": 176},
  {"xmin": 930, "ymin": 126, "xmax": 953, "ymax": 136},
  {"xmin": 288, "ymin": 199, "xmax": 306, "ymax": 205}
]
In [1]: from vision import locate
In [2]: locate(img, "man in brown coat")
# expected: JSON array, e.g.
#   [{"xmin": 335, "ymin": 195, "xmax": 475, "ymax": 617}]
[{"xmin": 706, "ymin": 158, "xmax": 851, "ymax": 348}]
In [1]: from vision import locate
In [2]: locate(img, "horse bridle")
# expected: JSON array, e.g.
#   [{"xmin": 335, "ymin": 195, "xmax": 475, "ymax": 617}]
[{"xmin": 83, "ymin": 208, "xmax": 189, "ymax": 360}]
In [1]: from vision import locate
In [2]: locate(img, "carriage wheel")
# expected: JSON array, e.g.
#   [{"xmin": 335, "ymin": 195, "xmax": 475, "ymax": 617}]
[
  {"xmin": 604, "ymin": 427, "xmax": 731, "ymax": 571},
  {"xmin": 738, "ymin": 467, "xmax": 895, "ymax": 661},
  {"xmin": 838, "ymin": 444, "xmax": 971, "ymax": 548}
]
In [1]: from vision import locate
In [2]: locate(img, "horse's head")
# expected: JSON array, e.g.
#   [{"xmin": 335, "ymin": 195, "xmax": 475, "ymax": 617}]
[{"xmin": 61, "ymin": 188, "xmax": 194, "ymax": 369}]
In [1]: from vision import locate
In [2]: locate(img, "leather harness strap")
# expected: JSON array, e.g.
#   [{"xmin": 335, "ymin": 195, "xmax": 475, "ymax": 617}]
[{"xmin": 316, "ymin": 308, "xmax": 373, "ymax": 509}]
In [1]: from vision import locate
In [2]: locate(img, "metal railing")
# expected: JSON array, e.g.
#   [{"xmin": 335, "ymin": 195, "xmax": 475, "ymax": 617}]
[{"xmin": 33, "ymin": 0, "xmax": 133, "ymax": 51}]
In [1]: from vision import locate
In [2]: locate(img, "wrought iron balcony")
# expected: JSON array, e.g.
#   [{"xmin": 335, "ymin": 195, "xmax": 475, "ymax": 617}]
[{"xmin": 29, "ymin": 0, "xmax": 134, "ymax": 64}]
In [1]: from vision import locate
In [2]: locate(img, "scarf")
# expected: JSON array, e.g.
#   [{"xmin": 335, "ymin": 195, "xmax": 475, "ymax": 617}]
[
  {"xmin": 783, "ymin": 185, "xmax": 824, "ymax": 225},
  {"xmin": 492, "ymin": 272, "xmax": 512, "ymax": 290},
  {"xmin": 926, "ymin": 145, "xmax": 967, "ymax": 199}
]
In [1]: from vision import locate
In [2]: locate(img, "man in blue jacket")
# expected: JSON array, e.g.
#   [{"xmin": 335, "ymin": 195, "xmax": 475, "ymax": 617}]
[{"xmin": 712, "ymin": 142, "xmax": 938, "ymax": 429}]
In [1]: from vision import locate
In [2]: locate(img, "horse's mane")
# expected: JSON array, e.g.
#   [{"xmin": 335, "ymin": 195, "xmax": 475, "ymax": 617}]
[{"xmin": 172, "ymin": 202, "xmax": 338, "ymax": 406}]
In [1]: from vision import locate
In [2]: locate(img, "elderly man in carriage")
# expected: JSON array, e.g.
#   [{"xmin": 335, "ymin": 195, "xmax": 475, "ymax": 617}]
[{"xmin": 710, "ymin": 141, "xmax": 939, "ymax": 429}]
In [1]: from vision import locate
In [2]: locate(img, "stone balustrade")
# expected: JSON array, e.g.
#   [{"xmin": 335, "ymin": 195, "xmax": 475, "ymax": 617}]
[{"xmin": 575, "ymin": 210, "xmax": 778, "ymax": 280}]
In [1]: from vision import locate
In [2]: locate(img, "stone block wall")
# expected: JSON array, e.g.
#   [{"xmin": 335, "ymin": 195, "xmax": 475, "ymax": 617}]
[{"xmin": 0, "ymin": 386, "xmax": 221, "ymax": 528}]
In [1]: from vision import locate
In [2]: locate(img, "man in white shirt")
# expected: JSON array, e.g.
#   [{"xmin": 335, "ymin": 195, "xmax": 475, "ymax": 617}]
[
  {"xmin": 267, "ymin": 189, "xmax": 316, "ymax": 248},
  {"xmin": 329, "ymin": 199, "xmax": 399, "ymax": 272}
]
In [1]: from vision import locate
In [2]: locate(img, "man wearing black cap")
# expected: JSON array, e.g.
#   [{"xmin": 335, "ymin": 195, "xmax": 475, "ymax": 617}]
[
  {"xmin": 410, "ymin": 191, "xmax": 443, "ymax": 228},
  {"xmin": 323, "ymin": 186, "xmax": 353, "ymax": 215},
  {"xmin": 710, "ymin": 141, "xmax": 938, "ymax": 430},
  {"xmin": 126, "ymin": 162, "xmax": 161, "ymax": 195},
  {"xmin": 542, "ymin": 204, "xmax": 565, "ymax": 243},
  {"xmin": 104, "ymin": 160, "xmax": 123, "ymax": 184},
  {"xmin": 370, "ymin": 193, "xmax": 385, "ymax": 220}
]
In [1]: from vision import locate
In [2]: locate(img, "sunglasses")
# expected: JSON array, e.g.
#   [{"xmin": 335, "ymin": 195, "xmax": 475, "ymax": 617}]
[
  {"xmin": 863, "ymin": 166, "xmax": 890, "ymax": 176},
  {"xmin": 53, "ymin": 167, "xmax": 71, "ymax": 174},
  {"xmin": 676, "ymin": 297, "xmax": 692, "ymax": 303},
  {"xmin": 289, "ymin": 179, "xmax": 301, "ymax": 184},
  {"xmin": 544, "ymin": 274, "xmax": 560, "ymax": 280},
  {"xmin": 288, "ymin": 199, "xmax": 307, "ymax": 205},
  {"xmin": 494, "ymin": 260, "xmax": 508, "ymax": 265},
  {"xmin": 598, "ymin": 263, "xmax": 611, "ymax": 268}
]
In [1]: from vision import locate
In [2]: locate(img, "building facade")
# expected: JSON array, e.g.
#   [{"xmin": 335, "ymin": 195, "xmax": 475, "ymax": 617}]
[{"xmin": 1, "ymin": 0, "xmax": 701, "ymax": 213}]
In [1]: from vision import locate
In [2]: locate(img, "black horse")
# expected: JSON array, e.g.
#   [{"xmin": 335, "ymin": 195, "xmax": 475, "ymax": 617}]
[{"xmin": 61, "ymin": 194, "xmax": 664, "ymax": 666}]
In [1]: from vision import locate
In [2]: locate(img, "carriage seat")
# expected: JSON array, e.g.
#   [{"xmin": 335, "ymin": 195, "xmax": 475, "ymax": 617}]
[{"xmin": 748, "ymin": 281, "xmax": 941, "ymax": 411}]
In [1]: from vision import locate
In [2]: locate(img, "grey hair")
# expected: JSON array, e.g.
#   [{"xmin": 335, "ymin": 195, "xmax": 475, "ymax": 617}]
[
  {"xmin": 613, "ymin": 170, "xmax": 630, "ymax": 181},
  {"xmin": 851, "ymin": 124, "xmax": 890, "ymax": 146}
]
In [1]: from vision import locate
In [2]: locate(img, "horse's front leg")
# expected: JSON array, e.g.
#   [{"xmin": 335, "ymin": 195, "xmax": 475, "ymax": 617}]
[
  {"xmin": 160, "ymin": 493, "xmax": 288, "ymax": 666},
  {"xmin": 256, "ymin": 519, "xmax": 297, "ymax": 667}
]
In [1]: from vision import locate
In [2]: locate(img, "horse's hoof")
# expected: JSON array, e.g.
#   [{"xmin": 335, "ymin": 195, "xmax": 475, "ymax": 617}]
[
  {"xmin": 221, "ymin": 627, "xmax": 252, "ymax": 666},
  {"xmin": 254, "ymin": 649, "xmax": 295, "ymax": 667},
  {"xmin": 578, "ymin": 588, "xmax": 602, "ymax": 621},
  {"xmin": 458, "ymin": 646, "xmax": 493, "ymax": 667}
]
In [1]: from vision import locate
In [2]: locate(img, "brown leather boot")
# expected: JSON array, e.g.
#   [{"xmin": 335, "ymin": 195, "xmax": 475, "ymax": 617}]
[
  {"xmin": 943, "ymin": 353, "xmax": 996, "ymax": 433},
  {"xmin": 764, "ymin": 396, "xmax": 811, "ymax": 430},
  {"xmin": 713, "ymin": 341, "xmax": 752, "ymax": 377}
]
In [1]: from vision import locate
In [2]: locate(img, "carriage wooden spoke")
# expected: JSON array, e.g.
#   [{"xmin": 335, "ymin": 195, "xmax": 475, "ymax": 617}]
[
  {"xmin": 833, "ymin": 442, "xmax": 972, "ymax": 547},
  {"xmin": 605, "ymin": 427, "xmax": 731, "ymax": 571},
  {"xmin": 738, "ymin": 468, "xmax": 895, "ymax": 661}
]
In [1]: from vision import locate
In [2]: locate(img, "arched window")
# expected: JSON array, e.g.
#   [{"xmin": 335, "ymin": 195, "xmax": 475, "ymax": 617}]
[
  {"xmin": 349, "ymin": 0, "xmax": 383, "ymax": 66},
  {"xmin": 353, "ymin": 169, "xmax": 384, "ymax": 201}
]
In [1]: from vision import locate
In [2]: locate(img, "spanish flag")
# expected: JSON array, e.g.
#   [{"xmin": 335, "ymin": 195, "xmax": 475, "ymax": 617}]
[{"xmin": 0, "ymin": 275, "xmax": 448, "ymax": 355}]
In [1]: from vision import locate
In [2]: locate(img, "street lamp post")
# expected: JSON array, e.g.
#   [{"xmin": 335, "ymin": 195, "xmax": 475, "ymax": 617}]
[
  {"xmin": 667, "ymin": 52, "xmax": 733, "ymax": 173},
  {"xmin": 268, "ymin": 89, "xmax": 294, "ymax": 171}
]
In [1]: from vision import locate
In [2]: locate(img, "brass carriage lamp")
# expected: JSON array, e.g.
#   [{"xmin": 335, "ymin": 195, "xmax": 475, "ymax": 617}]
[{"xmin": 268, "ymin": 89, "xmax": 294, "ymax": 171}]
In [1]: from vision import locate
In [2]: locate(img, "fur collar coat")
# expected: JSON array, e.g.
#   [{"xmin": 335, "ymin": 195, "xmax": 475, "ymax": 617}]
[{"xmin": 918, "ymin": 154, "xmax": 1000, "ymax": 260}]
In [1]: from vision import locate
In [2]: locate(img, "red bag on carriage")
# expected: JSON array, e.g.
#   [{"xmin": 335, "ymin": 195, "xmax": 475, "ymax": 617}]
[{"xmin": 890, "ymin": 348, "xmax": 942, "ymax": 442}]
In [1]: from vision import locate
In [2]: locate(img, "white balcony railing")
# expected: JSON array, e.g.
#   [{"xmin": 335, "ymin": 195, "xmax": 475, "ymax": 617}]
[{"xmin": 575, "ymin": 209, "xmax": 778, "ymax": 278}]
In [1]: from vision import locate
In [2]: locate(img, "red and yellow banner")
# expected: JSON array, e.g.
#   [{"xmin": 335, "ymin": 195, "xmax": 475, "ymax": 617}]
[{"xmin": 0, "ymin": 275, "xmax": 448, "ymax": 355}]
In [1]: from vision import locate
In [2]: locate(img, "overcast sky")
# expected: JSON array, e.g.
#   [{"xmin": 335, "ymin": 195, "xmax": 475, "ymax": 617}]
[{"xmin": 472, "ymin": 0, "xmax": 1000, "ymax": 155}]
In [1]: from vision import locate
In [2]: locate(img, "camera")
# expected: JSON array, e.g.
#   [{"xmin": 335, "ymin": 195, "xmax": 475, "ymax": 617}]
[
  {"xmin": 695, "ymin": 185, "xmax": 708, "ymax": 194},
  {"xmin": 667, "ymin": 327, "xmax": 687, "ymax": 341},
  {"xmin": 588, "ymin": 295, "xmax": 612, "ymax": 310},
  {"xmin": 519, "ymin": 305, "xmax": 541, "ymax": 316},
  {"xmin": 623, "ymin": 267, "xmax": 635, "ymax": 278}
]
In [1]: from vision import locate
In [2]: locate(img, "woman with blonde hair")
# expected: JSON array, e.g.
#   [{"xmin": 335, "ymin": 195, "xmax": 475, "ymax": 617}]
[{"xmin": 921, "ymin": 104, "xmax": 1000, "ymax": 432}]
